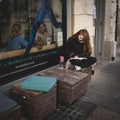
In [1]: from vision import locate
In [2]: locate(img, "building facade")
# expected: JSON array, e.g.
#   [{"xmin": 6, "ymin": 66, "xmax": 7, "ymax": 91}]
[
  {"xmin": 67, "ymin": 0, "xmax": 118, "ymax": 61},
  {"xmin": 0, "ymin": 0, "xmax": 119, "ymax": 93}
]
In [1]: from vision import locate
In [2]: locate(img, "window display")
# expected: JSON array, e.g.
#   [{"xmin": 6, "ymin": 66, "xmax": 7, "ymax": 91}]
[{"xmin": 0, "ymin": 0, "xmax": 66, "ymax": 85}]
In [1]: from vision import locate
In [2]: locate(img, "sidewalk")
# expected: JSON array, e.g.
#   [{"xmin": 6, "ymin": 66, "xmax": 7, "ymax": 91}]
[
  {"xmin": 46, "ymin": 44, "xmax": 120, "ymax": 120},
  {"xmin": 80, "ymin": 44, "xmax": 120, "ymax": 119},
  {"xmin": 22, "ymin": 44, "xmax": 120, "ymax": 120},
  {"xmin": 82, "ymin": 58, "xmax": 120, "ymax": 114},
  {"xmin": 42, "ymin": 58, "xmax": 120, "ymax": 120}
]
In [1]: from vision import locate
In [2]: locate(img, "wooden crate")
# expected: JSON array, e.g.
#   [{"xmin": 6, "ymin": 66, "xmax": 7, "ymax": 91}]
[
  {"xmin": 0, "ymin": 105, "xmax": 21, "ymax": 120},
  {"xmin": 10, "ymin": 83, "xmax": 57, "ymax": 120},
  {"xmin": 69, "ymin": 66, "xmax": 92, "ymax": 82},
  {"xmin": 39, "ymin": 67, "xmax": 89, "ymax": 105},
  {"xmin": 79, "ymin": 66, "xmax": 92, "ymax": 82}
]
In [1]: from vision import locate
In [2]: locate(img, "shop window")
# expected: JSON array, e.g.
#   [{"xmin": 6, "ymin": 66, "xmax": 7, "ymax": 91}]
[{"xmin": 0, "ymin": 0, "xmax": 66, "ymax": 85}]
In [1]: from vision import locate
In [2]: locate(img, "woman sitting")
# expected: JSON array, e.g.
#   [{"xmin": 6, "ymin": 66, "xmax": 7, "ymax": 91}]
[
  {"xmin": 34, "ymin": 23, "xmax": 51, "ymax": 50},
  {"xmin": 65, "ymin": 29, "xmax": 97, "ymax": 71},
  {"xmin": 7, "ymin": 23, "xmax": 28, "ymax": 51}
]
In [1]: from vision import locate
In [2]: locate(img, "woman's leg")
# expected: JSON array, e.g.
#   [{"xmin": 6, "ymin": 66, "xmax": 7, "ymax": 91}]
[{"xmin": 70, "ymin": 57, "xmax": 97, "ymax": 68}]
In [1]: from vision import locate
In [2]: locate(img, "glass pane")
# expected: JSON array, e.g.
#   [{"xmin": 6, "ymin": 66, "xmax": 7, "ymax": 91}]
[{"xmin": 0, "ymin": 0, "xmax": 63, "ymax": 59}]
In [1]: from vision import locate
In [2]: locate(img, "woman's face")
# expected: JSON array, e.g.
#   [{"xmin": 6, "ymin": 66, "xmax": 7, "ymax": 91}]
[{"xmin": 78, "ymin": 34, "xmax": 84, "ymax": 42}]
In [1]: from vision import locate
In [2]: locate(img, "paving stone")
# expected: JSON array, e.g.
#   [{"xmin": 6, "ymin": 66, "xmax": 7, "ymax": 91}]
[
  {"xmin": 87, "ymin": 107, "xmax": 120, "ymax": 120},
  {"xmin": 43, "ymin": 100, "xmax": 97, "ymax": 120}
]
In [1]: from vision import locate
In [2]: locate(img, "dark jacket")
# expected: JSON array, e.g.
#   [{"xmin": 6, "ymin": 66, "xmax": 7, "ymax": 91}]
[{"xmin": 65, "ymin": 37, "xmax": 85, "ymax": 59}]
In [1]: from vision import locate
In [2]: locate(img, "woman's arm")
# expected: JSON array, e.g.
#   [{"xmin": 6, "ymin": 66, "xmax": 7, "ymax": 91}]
[
  {"xmin": 19, "ymin": 37, "xmax": 28, "ymax": 48},
  {"xmin": 65, "ymin": 37, "xmax": 77, "ymax": 59}
]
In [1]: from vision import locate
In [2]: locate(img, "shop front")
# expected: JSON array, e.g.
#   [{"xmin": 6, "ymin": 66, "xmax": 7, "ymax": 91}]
[{"xmin": 0, "ymin": 0, "xmax": 67, "ymax": 85}]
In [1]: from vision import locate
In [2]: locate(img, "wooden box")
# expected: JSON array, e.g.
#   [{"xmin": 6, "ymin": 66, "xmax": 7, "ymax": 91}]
[
  {"xmin": 80, "ymin": 66, "xmax": 92, "ymax": 82},
  {"xmin": 39, "ymin": 67, "xmax": 89, "ymax": 105},
  {"xmin": 69, "ymin": 66, "xmax": 92, "ymax": 82},
  {"xmin": 0, "ymin": 105, "xmax": 21, "ymax": 120},
  {"xmin": 10, "ymin": 83, "xmax": 57, "ymax": 120},
  {"xmin": 0, "ymin": 93, "xmax": 21, "ymax": 120}
]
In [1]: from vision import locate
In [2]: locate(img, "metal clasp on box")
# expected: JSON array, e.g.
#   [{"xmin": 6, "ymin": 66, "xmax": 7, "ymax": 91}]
[{"xmin": 22, "ymin": 95, "xmax": 27, "ymax": 99}]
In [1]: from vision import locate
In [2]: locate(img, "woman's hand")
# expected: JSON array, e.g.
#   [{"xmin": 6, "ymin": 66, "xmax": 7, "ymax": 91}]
[
  {"xmin": 73, "ymin": 56, "xmax": 80, "ymax": 59},
  {"xmin": 74, "ymin": 56, "xmax": 87, "ymax": 60}
]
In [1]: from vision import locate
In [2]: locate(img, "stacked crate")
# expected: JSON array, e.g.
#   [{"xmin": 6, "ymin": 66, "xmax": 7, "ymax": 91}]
[
  {"xmin": 39, "ymin": 68, "xmax": 89, "ymax": 105},
  {"xmin": 0, "ymin": 93, "xmax": 21, "ymax": 120},
  {"xmin": 10, "ymin": 83, "xmax": 57, "ymax": 120}
]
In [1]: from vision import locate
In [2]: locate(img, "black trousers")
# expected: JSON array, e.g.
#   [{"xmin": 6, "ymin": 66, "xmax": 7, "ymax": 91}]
[{"xmin": 70, "ymin": 57, "xmax": 97, "ymax": 68}]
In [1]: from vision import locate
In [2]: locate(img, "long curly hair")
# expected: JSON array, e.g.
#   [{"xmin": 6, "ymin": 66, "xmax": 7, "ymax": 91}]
[{"xmin": 73, "ymin": 29, "xmax": 92, "ymax": 56}]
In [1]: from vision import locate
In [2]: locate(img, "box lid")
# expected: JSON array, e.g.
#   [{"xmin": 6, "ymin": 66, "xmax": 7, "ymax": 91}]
[{"xmin": 20, "ymin": 75, "xmax": 57, "ymax": 92}]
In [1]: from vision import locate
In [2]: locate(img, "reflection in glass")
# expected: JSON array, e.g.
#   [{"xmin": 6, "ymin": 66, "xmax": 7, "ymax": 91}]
[{"xmin": 0, "ymin": 0, "xmax": 63, "ymax": 59}]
